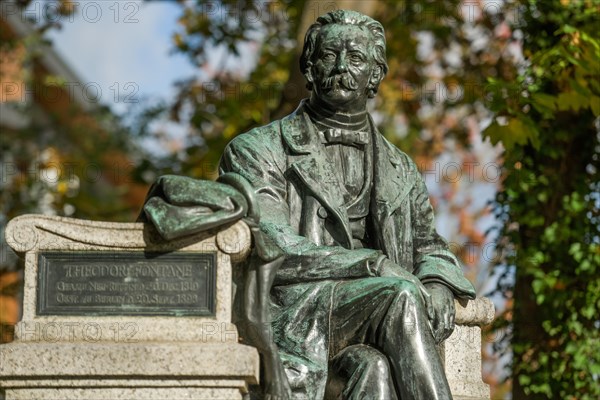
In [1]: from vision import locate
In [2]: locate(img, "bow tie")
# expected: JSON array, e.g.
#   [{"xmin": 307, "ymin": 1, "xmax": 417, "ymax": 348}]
[{"xmin": 321, "ymin": 128, "xmax": 370, "ymax": 146}]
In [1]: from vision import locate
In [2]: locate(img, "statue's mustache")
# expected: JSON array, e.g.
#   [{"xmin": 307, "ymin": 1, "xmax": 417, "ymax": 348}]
[{"xmin": 321, "ymin": 73, "xmax": 359, "ymax": 91}]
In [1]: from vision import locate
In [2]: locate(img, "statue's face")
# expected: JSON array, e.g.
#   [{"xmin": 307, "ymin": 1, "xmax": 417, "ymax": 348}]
[{"xmin": 309, "ymin": 24, "xmax": 379, "ymax": 111}]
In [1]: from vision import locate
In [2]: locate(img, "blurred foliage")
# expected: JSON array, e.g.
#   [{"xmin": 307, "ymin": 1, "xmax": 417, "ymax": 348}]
[
  {"xmin": 1, "ymin": 0, "xmax": 149, "ymax": 224},
  {"xmin": 165, "ymin": 0, "xmax": 308, "ymax": 179},
  {"xmin": 484, "ymin": 1, "xmax": 600, "ymax": 398},
  {"xmin": 1, "ymin": 107, "xmax": 145, "ymax": 221},
  {"xmin": 168, "ymin": 0, "xmax": 515, "ymax": 173}
]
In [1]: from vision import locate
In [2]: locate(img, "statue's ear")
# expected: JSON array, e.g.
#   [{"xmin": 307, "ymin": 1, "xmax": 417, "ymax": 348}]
[
  {"xmin": 367, "ymin": 65, "xmax": 384, "ymax": 98},
  {"xmin": 305, "ymin": 61, "xmax": 314, "ymax": 82},
  {"xmin": 370, "ymin": 65, "xmax": 383, "ymax": 86},
  {"xmin": 304, "ymin": 61, "xmax": 314, "ymax": 91}
]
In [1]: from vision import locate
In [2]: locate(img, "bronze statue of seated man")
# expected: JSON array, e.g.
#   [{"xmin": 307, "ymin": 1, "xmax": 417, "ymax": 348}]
[{"xmin": 143, "ymin": 9, "xmax": 476, "ymax": 400}]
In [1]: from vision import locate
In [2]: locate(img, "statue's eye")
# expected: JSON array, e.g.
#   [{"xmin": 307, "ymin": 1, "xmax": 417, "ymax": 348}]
[
  {"xmin": 348, "ymin": 53, "xmax": 364, "ymax": 63},
  {"xmin": 322, "ymin": 53, "xmax": 336, "ymax": 62}
]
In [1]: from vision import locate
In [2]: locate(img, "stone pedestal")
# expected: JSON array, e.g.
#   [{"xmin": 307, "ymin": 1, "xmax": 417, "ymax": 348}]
[
  {"xmin": 0, "ymin": 214, "xmax": 494, "ymax": 399},
  {"xmin": 0, "ymin": 342, "xmax": 258, "ymax": 400},
  {"xmin": 443, "ymin": 297, "xmax": 495, "ymax": 400},
  {"xmin": 0, "ymin": 215, "xmax": 259, "ymax": 400}
]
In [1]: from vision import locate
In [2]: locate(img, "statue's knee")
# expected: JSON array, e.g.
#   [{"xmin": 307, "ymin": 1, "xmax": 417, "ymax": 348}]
[
  {"xmin": 388, "ymin": 280, "xmax": 422, "ymax": 304},
  {"xmin": 367, "ymin": 351, "xmax": 392, "ymax": 378},
  {"xmin": 331, "ymin": 345, "xmax": 387, "ymax": 371}
]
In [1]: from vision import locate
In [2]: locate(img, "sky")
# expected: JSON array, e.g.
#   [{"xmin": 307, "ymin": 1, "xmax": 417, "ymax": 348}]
[
  {"xmin": 39, "ymin": 0, "xmax": 261, "ymax": 156},
  {"xmin": 44, "ymin": 0, "xmax": 195, "ymax": 114}
]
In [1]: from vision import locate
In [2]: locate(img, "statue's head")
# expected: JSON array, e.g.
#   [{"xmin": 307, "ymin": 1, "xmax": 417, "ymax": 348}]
[{"xmin": 300, "ymin": 10, "xmax": 388, "ymax": 110}]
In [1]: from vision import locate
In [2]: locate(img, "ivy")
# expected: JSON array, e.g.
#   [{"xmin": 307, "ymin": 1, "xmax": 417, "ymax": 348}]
[{"xmin": 485, "ymin": 1, "xmax": 600, "ymax": 398}]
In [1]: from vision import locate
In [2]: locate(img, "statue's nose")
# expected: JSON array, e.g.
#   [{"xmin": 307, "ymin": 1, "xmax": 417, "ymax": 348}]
[{"xmin": 336, "ymin": 57, "xmax": 348, "ymax": 73}]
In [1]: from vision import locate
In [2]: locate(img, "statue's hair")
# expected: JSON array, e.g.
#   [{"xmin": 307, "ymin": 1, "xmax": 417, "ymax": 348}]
[{"xmin": 300, "ymin": 10, "xmax": 388, "ymax": 92}]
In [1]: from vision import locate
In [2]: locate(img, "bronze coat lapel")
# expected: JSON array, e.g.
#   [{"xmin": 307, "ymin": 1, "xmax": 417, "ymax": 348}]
[
  {"xmin": 371, "ymin": 121, "xmax": 416, "ymax": 216},
  {"xmin": 371, "ymin": 121, "xmax": 416, "ymax": 261},
  {"xmin": 280, "ymin": 104, "xmax": 353, "ymax": 248}
]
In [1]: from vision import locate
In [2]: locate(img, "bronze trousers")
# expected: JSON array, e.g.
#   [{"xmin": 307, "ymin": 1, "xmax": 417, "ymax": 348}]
[{"xmin": 326, "ymin": 277, "xmax": 453, "ymax": 400}]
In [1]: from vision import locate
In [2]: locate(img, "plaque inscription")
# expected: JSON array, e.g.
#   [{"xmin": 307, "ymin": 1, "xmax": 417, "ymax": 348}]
[{"xmin": 37, "ymin": 252, "xmax": 216, "ymax": 316}]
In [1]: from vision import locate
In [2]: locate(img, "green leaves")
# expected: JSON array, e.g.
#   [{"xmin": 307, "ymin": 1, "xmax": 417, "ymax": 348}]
[
  {"xmin": 590, "ymin": 96, "xmax": 600, "ymax": 116},
  {"xmin": 484, "ymin": 117, "xmax": 539, "ymax": 151},
  {"xmin": 530, "ymin": 93, "xmax": 557, "ymax": 115},
  {"xmin": 488, "ymin": 1, "xmax": 600, "ymax": 398},
  {"xmin": 557, "ymin": 90, "xmax": 589, "ymax": 112}
]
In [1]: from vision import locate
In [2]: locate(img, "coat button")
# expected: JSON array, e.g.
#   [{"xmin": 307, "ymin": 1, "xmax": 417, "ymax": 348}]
[{"xmin": 318, "ymin": 206, "xmax": 328, "ymax": 219}]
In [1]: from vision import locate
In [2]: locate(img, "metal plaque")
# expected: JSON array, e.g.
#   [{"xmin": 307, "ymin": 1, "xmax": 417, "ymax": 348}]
[{"xmin": 37, "ymin": 252, "xmax": 216, "ymax": 316}]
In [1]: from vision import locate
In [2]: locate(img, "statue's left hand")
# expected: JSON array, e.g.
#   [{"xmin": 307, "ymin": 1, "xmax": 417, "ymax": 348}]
[{"xmin": 424, "ymin": 282, "xmax": 455, "ymax": 343}]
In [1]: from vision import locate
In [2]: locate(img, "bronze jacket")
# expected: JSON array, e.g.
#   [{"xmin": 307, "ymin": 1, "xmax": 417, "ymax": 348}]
[{"xmin": 220, "ymin": 101, "xmax": 476, "ymax": 397}]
